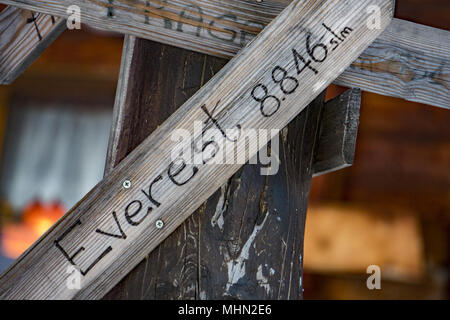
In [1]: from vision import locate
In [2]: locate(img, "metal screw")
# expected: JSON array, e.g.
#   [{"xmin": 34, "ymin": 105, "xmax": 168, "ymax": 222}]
[
  {"xmin": 155, "ymin": 219, "xmax": 164, "ymax": 229},
  {"xmin": 122, "ymin": 180, "xmax": 132, "ymax": 189}
]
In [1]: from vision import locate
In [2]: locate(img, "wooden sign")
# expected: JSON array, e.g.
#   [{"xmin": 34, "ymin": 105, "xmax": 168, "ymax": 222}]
[
  {"xmin": 103, "ymin": 36, "xmax": 361, "ymax": 298},
  {"xmin": 0, "ymin": 0, "xmax": 394, "ymax": 299},
  {"xmin": 1, "ymin": 0, "xmax": 448, "ymax": 108},
  {"xmin": 0, "ymin": 6, "xmax": 65, "ymax": 84},
  {"xmin": 108, "ymin": 35, "xmax": 362, "ymax": 179}
]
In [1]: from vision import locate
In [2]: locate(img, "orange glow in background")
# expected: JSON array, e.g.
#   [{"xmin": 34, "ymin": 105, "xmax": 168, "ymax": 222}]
[{"xmin": 1, "ymin": 201, "xmax": 65, "ymax": 259}]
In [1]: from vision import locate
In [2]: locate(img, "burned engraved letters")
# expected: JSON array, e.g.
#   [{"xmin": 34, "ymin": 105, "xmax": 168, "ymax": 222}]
[{"xmin": 54, "ymin": 20, "xmax": 354, "ymax": 277}]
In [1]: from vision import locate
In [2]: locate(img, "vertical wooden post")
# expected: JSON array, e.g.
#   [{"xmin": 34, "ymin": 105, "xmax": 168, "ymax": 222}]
[{"xmin": 103, "ymin": 37, "xmax": 324, "ymax": 299}]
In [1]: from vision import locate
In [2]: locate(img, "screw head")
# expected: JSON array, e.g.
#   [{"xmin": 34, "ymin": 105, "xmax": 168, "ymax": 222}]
[
  {"xmin": 155, "ymin": 219, "xmax": 164, "ymax": 229},
  {"xmin": 122, "ymin": 180, "xmax": 132, "ymax": 189}
]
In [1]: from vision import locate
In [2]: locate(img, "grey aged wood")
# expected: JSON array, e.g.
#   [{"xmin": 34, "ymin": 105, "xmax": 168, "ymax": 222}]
[
  {"xmin": 103, "ymin": 35, "xmax": 137, "ymax": 176},
  {"xmin": 334, "ymin": 19, "xmax": 449, "ymax": 109},
  {"xmin": 1, "ymin": 0, "xmax": 448, "ymax": 108},
  {"xmin": 0, "ymin": 0, "xmax": 393, "ymax": 299},
  {"xmin": 102, "ymin": 37, "xmax": 360, "ymax": 299},
  {"xmin": 106, "ymin": 36, "xmax": 362, "ymax": 179},
  {"xmin": 103, "ymin": 37, "xmax": 324, "ymax": 299},
  {"xmin": 313, "ymin": 88, "xmax": 361, "ymax": 177},
  {"xmin": 0, "ymin": 6, "xmax": 65, "ymax": 84}
]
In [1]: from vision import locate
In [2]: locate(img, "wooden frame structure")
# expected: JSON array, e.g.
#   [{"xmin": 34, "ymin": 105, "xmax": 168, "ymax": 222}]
[
  {"xmin": 0, "ymin": 0, "xmax": 448, "ymax": 300},
  {"xmin": 104, "ymin": 36, "xmax": 362, "ymax": 299},
  {"xmin": 1, "ymin": 1, "xmax": 448, "ymax": 108}
]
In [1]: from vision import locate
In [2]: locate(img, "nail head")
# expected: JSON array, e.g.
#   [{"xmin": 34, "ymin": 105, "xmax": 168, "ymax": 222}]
[
  {"xmin": 123, "ymin": 180, "xmax": 132, "ymax": 189},
  {"xmin": 155, "ymin": 220, "xmax": 164, "ymax": 229}
]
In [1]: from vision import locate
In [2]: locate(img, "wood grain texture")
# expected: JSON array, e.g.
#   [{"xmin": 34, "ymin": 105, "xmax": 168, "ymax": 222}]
[
  {"xmin": 0, "ymin": 0, "xmax": 394, "ymax": 299},
  {"xmin": 103, "ymin": 38, "xmax": 360, "ymax": 300},
  {"xmin": 0, "ymin": 6, "xmax": 65, "ymax": 84},
  {"xmin": 334, "ymin": 19, "xmax": 449, "ymax": 109},
  {"xmin": 104, "ymin": 35, "xmax": 136, "ymax": 175},
  {"xmin": 1, "ymin": 0, "xmax": 447, "ymax": 107},
  {"xmin": 103, "ymin": 37, "xmax": 324, "ymax": 299},
  {"xmin": 313, "ymin": 88, "xmax": 361, "ymax": 177},
  {"xmin": 106, "ymin": 37, "xmax": 362, "ymax": 180},
  {"xmin": 106, "ymin": 36, "xmax": 362, "ymax": 179}
]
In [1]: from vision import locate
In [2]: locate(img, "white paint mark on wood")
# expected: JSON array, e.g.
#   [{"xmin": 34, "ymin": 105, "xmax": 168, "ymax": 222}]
[
  {"xmin": 270, "ymin": 268, "xmax": 276, "ymax": 276},
  {"xmin": 257, "ymin": 265, "xmax": 271, "ymax": 295},
  {"xmin": 211, "ymin": 184, "xmax": 226, "ymax": 231},
  {"xmin": 225, "ymin": 211, "xmax": 269, "ymax": 293}
]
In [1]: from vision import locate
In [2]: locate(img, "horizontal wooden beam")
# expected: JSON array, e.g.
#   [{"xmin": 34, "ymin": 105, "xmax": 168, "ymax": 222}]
[
  {"xmin": 0, "ymin": 0, "xmax": 394, "ymax": 299},
  {"xmin": 334, "ymin": 18, "xmax": 449, "ymax": 109},
  {"xmin": 103, "ymin": 36, "xmax": 327, "ymax": 299},
  {"xmin": 0, "ymin": 0, "xmax": 448, "ymax": 108},
  {"xmin": 0, "ymin": 6, "xmax": 65, "ymax": 84}
]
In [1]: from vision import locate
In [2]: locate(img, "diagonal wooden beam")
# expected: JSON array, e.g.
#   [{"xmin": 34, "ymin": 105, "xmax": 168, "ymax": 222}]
[
  {"xmin": 1, "ymin": 0, "xmax": 448, "ymax": 108},
  {"xmin": 104, "ymin": 36, "xmax": 326, "ymax": 299},
  {"xmin": 0, "ymin": 0, "xmax": 394, "ymax": 299},
  {"xmin": 106, "ymin": 37, "xmax": 362, "ymax": 180},
  {"xmin": 103, "ymin": 35, "xmax": 360, "ymax": 299},
  {"xmin": 0, "ymin": 6, "xmax": 65, "ymax": 84}
]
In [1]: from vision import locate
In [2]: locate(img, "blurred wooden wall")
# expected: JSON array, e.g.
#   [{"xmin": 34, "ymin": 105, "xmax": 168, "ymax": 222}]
[{"xmin": 305, "ymin": 0, "xmax": 449, "ymax": 299}]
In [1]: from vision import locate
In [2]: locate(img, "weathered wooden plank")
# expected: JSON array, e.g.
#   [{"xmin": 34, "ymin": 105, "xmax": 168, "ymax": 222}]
[
  {"xmin": 334, "ymin": 19, "xmax": 449, "ymax": 109},
  {"xmin": 104, "ymin": 35, "xmax": 136, "ymax": 176},
  {"xmin": 0, "ymin": 0, "xmax": 394, "ymax": 299},
  {"xmin": 1, "ymin": 1, "xmax": 448, "ymax": 108},
  {"xmin": 0, "ymin": 0, "xmax": 290, "ymax": 57},
  {"xmin": 103, "ymin": 37, "xmax": 360, "ymax": 299},
  {"xmin": 0, "ymin": 6, "xmax": 65, "ymax": 84},
  {"xmin": 103, "ymin": 37, "xmax": 324, "ymax": 299},
  {"xmin": 313, "ymin": 88, "xmax": 361, "ymax": 177},
  {"xmin": 106, "ymin": 37, "xmax": 361, "ymax": 179}
]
